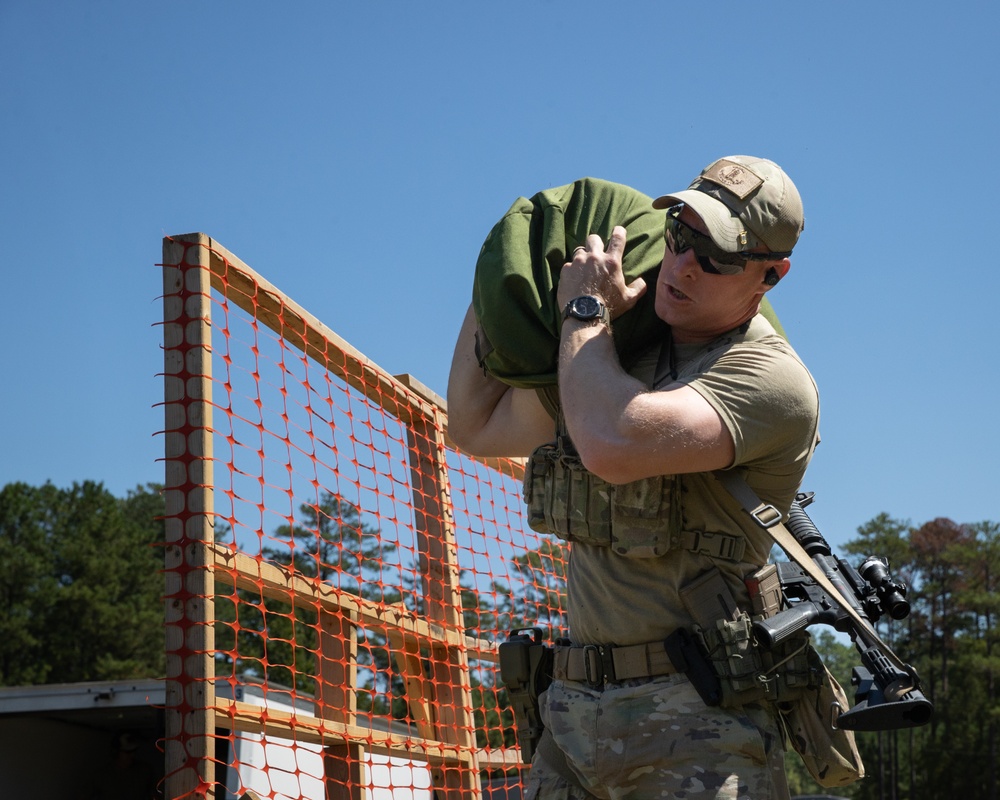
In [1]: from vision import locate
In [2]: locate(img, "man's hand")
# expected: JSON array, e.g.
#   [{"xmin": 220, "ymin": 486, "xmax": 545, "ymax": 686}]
[{"xmin": 557, "ymin": 225, "xmax": 648, "ymax": 318}]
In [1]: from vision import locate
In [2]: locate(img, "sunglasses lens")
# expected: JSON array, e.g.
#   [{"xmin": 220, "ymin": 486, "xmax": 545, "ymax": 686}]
[
  {"xmin": 664, "ymin": 213, "xmax": 746, "ymax": 275},
  {"xmin": 663, "ymin": 217, "xmax": 686, "ymax": 255},
  {"xmin": 700, "ymin": 255, "xmax": 744, "ymax": 276},
  {"xmin": 709, "ymin": 251, "xmax": 749, "ymax": 269}
]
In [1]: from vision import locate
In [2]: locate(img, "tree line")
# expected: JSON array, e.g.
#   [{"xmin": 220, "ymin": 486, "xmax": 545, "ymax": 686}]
[
  {"xmin": 834, "ymin": 514, "xmax": 1000, "ymax": 800},
  {"xmin": 0, "ymin": 481, "xmax": 165, "ymax": 684},
  {"xmin": 1, "ymin": 480, "xmax": 997, "ymax": 799}
]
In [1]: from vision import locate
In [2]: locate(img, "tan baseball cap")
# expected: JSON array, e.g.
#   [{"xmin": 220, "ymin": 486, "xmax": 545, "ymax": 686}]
[{"xmin": 652, "ymin": 155, "xmax": 804, "ymax": 255}]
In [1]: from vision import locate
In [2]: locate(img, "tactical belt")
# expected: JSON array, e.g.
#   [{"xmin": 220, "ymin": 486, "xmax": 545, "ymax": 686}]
[{"xmin": 553, "ymin": 642, "xmax": 678, "ymax": 688}]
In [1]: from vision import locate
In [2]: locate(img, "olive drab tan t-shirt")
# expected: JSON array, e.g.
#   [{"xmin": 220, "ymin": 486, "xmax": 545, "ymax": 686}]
[{"xmin": 566, "ymin": 314, "xmax": 820, "ymax": 646}]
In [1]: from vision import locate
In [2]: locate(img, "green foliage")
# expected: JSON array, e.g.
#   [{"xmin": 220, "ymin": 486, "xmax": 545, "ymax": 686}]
[
  {"xmin": 0, "ymin": 481, "xmax": 165, "ymax": 685},
  {"xmin": 837, "ymin": 514, "xmax": 1000, "ymax": 800}
]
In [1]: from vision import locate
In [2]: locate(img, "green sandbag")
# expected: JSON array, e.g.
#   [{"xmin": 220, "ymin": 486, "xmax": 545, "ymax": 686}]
[{"xmin": 472, "ymin": 178, "xmax": 783, "ymax": 389}]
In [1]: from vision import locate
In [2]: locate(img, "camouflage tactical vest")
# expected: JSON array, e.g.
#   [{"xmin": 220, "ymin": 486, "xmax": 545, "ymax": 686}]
[{"xmin": 522, "ymin": 434, "xmax": 745, "ymax": 562}]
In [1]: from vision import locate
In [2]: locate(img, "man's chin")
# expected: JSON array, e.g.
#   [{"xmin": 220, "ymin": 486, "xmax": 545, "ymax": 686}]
[{"xmin": 654, "ymin": 295, "xmax": 691, "ymax": 326}]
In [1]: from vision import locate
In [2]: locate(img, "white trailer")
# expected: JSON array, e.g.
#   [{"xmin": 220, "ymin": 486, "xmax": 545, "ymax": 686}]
[{"xmin": 0, "ymin": 679, "xmax": 434, "ymax": 800}]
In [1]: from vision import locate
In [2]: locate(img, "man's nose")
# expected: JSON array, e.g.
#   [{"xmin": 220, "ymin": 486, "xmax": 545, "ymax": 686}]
[{"xmin": 673, "ymin": 247, "xmax": 701, "ymax": 276}]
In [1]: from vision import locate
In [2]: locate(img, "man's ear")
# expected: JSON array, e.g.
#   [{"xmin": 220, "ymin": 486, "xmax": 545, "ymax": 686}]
[{"xmin": 762, "ymin": 259, "xmax": 791, "ymax": 290}]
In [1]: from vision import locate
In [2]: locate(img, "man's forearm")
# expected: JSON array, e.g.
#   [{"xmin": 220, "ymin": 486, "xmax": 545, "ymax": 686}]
[{"xmin": 558, "ymin": 317, "xmax": 645, "ymax": 470}]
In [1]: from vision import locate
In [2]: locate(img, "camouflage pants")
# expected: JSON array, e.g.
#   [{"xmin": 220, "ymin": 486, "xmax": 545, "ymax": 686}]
[{"xmin": 522, "ymin": 674, "xmax": 790, "ymax": 800}]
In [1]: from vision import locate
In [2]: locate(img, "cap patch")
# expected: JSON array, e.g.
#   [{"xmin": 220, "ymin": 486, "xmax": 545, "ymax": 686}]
[{"xmin": 700, "ymin": 159, "xmax": 763, "ymax": 200}]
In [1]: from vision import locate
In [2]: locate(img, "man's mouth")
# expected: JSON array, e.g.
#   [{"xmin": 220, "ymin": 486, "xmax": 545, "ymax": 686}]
[{"xmin": 668, "ymin": 285, "xmax": 691, "ymax": 301}]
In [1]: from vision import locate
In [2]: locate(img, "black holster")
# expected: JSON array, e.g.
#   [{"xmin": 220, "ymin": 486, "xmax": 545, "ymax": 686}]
[{"xmin": 498, "ymin": 627, "xmax": 553, "ymax": 764}]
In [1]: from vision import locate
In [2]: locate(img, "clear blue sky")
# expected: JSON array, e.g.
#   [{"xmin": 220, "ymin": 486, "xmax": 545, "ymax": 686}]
[{"xmin": 2, "ymin": 1, "xmax": 997, "ymax": 551}]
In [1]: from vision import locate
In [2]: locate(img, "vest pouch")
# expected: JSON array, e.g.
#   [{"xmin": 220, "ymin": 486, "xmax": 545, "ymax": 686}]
[
  {"xmin": 609, "ymin": 475, "xmax": 677, "ymax": 558},
  {"xmin": 695, "ymin": 613, "xmax": 765, "ymax": 708},
  {"xmin": 698, "ymin": 614, "xmax": 822, "ymax": 709},
  {"xmin": 764, "ymin": 637, "xmax": 819, "ymax": 702},
  {"xmin": 716, "ymin": 614, "xmax": 766, "ymax": 707},
  {"xmin": 522, "ymin": 443, "xmax": 612, "ymax": 547},
  {"xmin": 523, "ymin": 443, "xmax": 556, "ymax": 533}
]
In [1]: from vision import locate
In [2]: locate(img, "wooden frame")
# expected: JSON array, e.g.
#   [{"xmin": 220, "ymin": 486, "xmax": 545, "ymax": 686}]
[{"xmin": 162, "ymin": 233, "xmax": 522, "ymax": 800}]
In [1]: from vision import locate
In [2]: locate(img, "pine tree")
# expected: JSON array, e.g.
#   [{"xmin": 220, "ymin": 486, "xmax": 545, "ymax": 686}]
[{"xmin": 0, "ymin": 481, "xmax": 165, "ymax": 685}]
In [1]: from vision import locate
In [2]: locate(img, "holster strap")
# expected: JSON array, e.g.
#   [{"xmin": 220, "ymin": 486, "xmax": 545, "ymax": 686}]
[{"xmin": 552, "ymin": 642, "xmax": 678, "ymax": 688}]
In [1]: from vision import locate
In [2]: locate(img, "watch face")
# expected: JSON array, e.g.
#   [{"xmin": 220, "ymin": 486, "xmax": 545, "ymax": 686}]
[{"xmin": 571, "ymin": 296, "xmax": 601, "ymax": 319}]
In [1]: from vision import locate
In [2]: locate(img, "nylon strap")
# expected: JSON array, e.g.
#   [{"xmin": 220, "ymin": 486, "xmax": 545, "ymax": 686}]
[{"xmin": 714, "ymin": 470, "xmax": 912, "ymax": 677}]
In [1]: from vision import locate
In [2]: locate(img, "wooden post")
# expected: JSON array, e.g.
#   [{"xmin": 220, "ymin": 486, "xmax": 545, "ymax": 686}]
[
  {"xmin": 316, "ymin": 608, "xmax": 366, "ymax": 800},
  {"xmin": 163, "ymin": 234, "xmax": 217, "ymax": 798},
  {"xmin": 405, "ymin": 401, "xmax": 482, "ymax": 800}
]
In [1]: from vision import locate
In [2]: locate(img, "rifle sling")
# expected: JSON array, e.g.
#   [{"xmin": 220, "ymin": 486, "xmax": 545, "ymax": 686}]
[{"xmin": 714, "ymin": 470, "xmax": 913, "ymax": 679}]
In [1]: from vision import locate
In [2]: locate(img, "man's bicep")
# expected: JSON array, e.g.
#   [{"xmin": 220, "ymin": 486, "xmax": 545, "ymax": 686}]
[
  {"xmin": 574, "ymin": 384, "xmax": 735, "ymax": 483},
  {"xmin": 631, "ymin": 384, "xmax": 736, "ymax": 474},
  {"xmin": 446, "ymin": 384, "xmax": 553, "ymax": 457},
  {"xmin": 472, "ymin": 384, "xmax": 554, "ymax": 457},
  {"xmin": 446, "ymin": 304, "xmax": 554, "ymax": 457}
]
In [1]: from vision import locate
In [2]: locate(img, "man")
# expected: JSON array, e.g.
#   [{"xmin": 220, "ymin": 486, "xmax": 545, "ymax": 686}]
[{"xmin": 448, "ymin": 156, "xmax": 819, "ymax": 799}]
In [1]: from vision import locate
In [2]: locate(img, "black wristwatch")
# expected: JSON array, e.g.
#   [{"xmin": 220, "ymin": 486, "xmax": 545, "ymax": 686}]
[{"xmin": 562, "ymin": 295, "xmax": 610, "ymax": 326}]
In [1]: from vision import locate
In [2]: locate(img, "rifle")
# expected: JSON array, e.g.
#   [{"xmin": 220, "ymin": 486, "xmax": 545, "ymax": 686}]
[{"xmin": 752, "ymin": 492, "xmax": 933, "ymax": 732}]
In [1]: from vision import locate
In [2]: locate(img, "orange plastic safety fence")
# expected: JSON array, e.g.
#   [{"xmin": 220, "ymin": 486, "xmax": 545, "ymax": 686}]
[{"xmin": 160, "ymin": 234, "xmax": 569, "ymax": 800}]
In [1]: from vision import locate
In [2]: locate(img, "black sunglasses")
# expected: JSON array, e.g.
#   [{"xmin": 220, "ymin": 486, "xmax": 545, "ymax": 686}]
[{"xmin": 663, "ymin": 205, "xmax": 789, "ymax": 275}]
